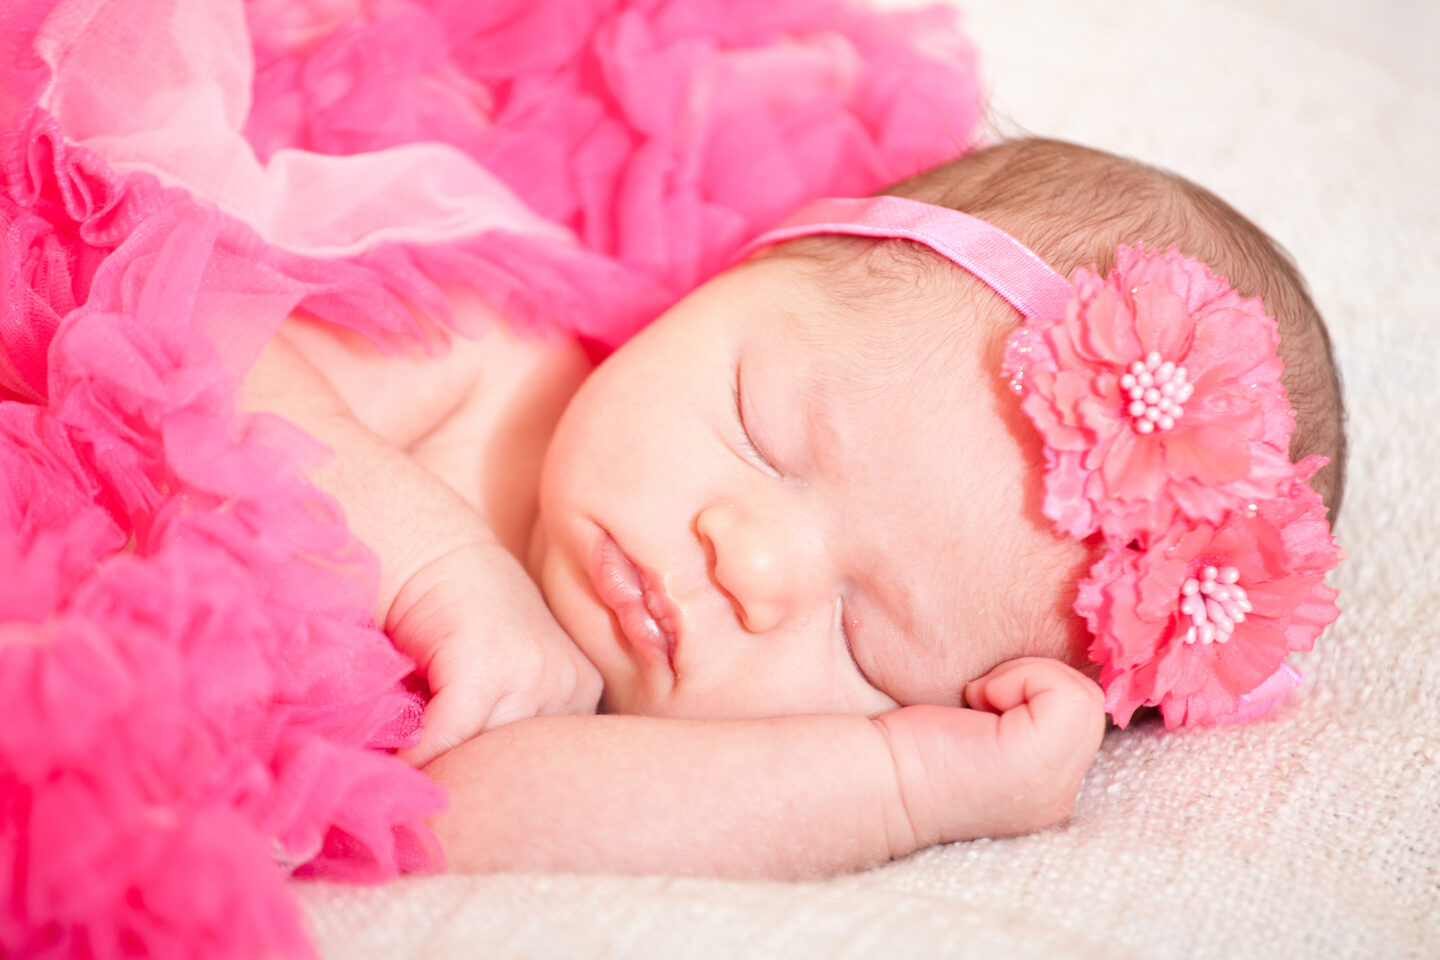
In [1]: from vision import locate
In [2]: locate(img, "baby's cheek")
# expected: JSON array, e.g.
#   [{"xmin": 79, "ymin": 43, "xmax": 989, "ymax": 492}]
[
  {"xmin": 864, "ymin": 635, "xmax": 982, "ymax": 709},
  {"xmin": 876, "ymin": 601, "xmax": 1087, "ymax": 708},
  {"xmin": 976, "ymin": 542, "xmax": 1098, "ymax": 678}
]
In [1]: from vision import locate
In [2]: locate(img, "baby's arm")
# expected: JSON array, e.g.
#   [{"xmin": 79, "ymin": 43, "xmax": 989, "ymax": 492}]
[
  {"xmin": 426, "ymin": 658, "xmax": 1103, "ymax": 878},
  {"xmin": 242, "ymin": 330, "xmax": 600, "ymax": 762}
]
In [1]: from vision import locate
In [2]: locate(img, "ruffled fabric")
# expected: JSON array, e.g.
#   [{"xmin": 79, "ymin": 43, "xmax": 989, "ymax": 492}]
[
  {"xmin": 3, "ymin": 0, "xmax": 985, "ymax": 958},
  {"xmin": 0, "ymin": 105, "xmax": 447, "ymax": 959},
  {"xmin": 241, "ymin": 0, "xmax": 982, "ymax": 305},
  {"xmin": 38, "ymin": 0, "xmax": 983, "ymax": 351}
]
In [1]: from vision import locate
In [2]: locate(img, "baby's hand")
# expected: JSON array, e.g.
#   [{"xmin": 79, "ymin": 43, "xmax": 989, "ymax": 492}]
[
  {"xmin": 388, "ymin": 536, "xmax": 602, "ymax": 767},
  {"xmin": 241, "ymin": 325, "xmax": 600, "ymax": 766},
  {"xmin": 876, "ymin": 658, "xmax": 1105, "ymax": 850}
]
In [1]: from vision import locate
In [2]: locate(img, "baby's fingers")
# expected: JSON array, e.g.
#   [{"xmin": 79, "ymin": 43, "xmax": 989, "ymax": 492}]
[
  {"xmin": 964, "ymin": 657, "xmax": 1104, "ymax": 728},
  {"xmin": 398, "ymin": 683, "xmax": 495, "ymax": 768}
]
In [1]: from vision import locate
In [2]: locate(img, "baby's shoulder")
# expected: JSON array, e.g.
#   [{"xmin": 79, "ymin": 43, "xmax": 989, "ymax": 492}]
[{"xmin": 278, "ymin": 285, "xmax": 587, "ymax": 450}]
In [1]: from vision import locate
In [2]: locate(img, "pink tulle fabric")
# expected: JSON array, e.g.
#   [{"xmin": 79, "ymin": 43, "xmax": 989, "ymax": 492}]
[{"xmin": 1, "ymin": 0, "xmax": 984, "ymax": 957}]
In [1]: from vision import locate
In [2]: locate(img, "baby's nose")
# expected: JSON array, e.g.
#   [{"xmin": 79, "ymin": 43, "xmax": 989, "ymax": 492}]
[{"xmin": 694, "ymin": 501, "xmax": 828, "ymax": 634}]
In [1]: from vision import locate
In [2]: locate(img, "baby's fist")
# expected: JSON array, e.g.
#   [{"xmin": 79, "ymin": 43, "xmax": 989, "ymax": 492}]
[
  {"xmin": 389, "ymin": 539, "xmax": 603, "ymax": 767},
  {"xmin": 876, "ymin": 657, "xmax": 1105, "ymax": 852}
]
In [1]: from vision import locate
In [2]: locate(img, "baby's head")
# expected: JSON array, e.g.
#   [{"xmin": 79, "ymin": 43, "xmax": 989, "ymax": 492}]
[{"xmin": 530, "ymin": 138, "xmax": 1344, "ymax": 727}]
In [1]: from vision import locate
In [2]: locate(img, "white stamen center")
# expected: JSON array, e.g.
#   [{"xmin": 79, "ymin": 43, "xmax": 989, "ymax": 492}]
[
  {"xmin": 1120, "ymin": 351, "xmax": 1193, "ymax": 434},
  {"xmin": 1179, "ymin": 565, "xmax": 1251, "ymax": 644}
]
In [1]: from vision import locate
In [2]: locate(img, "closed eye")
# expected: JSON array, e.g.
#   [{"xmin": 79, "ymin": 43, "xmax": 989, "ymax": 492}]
[{"xmin": 733, "ymin": 364, "xmax": 780, "ymax": 476}]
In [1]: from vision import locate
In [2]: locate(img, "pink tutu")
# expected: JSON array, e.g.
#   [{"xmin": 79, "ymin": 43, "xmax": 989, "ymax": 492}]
[{"xmin": 0, "ymin": 0, "xmax": 983, "ymax": 957}]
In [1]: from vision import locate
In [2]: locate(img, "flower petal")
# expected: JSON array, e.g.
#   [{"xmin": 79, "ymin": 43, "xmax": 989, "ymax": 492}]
[
  {"xmin": 1187, "ymin": 304, "xmax": 1282, "ymax": 385},
  {"xmin": 1163, "ymin": 423, "xmax": 1251, "ymax": 484},
  {"xmin": 1077, "ymin": 285, "xmax": 1139, "ymax": 363},
  {"xmin": 1212, "ymin": 664, "xmax": 1303, "ymax": 726},
  {"xmin": 1101, "ymin": 427, "xmax": 1164, "ymax": 501},
  {"xmin": 1043, "ymin": 454, "xmax": 1097, "ymax": 538},
  {"xmin": 1133, "ymin": 282, "xmax": 1192, "ymax": 360}
]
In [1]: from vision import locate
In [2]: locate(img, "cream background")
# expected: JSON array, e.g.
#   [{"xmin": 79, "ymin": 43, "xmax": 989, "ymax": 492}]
[{"xmin": 299, "ymin": 1, "xmax": 1440, "ymax": 956}]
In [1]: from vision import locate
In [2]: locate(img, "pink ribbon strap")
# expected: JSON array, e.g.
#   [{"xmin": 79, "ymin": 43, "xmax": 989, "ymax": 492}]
[{"xmin": 738, "ymin": 195, "xmax": 1073, "ymax": 320}]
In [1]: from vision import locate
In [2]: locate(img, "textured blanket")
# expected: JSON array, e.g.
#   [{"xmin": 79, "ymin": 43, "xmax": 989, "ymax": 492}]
[{"xmin": 297, "ymin": 0, "xmax": 1440, "ymax": 957}]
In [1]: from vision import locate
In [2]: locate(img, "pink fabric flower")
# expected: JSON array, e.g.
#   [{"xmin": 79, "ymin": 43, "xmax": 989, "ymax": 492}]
[
  {"xmin": 1006, "ymin": 245, "xmax": 1296, "ymax": 542},
  {"xmin": 1075, "ymin": 471, "xmax": 1341, "ymax": 728},
  {"xmin": 1000, "ymin": 241, "xmax": 1344, "ymax": 729}
]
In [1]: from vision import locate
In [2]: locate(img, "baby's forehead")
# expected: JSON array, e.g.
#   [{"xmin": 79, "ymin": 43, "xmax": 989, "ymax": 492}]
[
  {"xmin": 738, "ymin": 245, "xmax": 1015, "ymax": 463},
  {"xmin": 757, "ymin": 245, "xmax": 993, "ymax": 394}
]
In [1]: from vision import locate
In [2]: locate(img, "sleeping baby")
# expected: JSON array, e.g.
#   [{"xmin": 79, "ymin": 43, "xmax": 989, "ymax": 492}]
[{"xmin": 242, "ymin": 137, "xmax": 1344, "ymax": 878}]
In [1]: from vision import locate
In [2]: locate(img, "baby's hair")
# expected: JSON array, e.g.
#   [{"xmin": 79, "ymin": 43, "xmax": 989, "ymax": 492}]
[{"xmin": 880, "ymin": 137, "xmax": 1348, "ymax": 522}]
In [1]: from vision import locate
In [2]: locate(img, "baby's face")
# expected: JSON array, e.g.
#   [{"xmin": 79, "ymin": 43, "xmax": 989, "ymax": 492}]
[{"xmin": 529, "ymin": 252, "xmax": 1072, "ymax": 718}]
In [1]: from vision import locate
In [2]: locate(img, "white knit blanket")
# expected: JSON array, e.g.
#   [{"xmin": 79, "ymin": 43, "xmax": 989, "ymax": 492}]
[{"xmin": 298, "ymin": 1, "xmax": 1440, "ymax": 955}]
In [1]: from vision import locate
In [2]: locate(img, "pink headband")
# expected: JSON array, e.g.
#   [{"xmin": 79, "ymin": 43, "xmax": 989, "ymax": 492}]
[{"xmin": 743, "ymin": 196, "xmax": 1342, "ymax": 729}]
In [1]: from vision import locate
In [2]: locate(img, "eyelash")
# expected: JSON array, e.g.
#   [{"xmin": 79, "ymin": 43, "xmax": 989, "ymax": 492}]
[{"xmin": 733, "ymin": 366, "xmax": 779, "ymax": 475}]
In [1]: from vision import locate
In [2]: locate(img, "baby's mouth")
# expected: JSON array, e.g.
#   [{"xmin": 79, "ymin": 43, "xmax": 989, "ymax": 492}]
[{"xmin": 590, "ymin": 531, "xmax": 678, "ymax": 674}]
